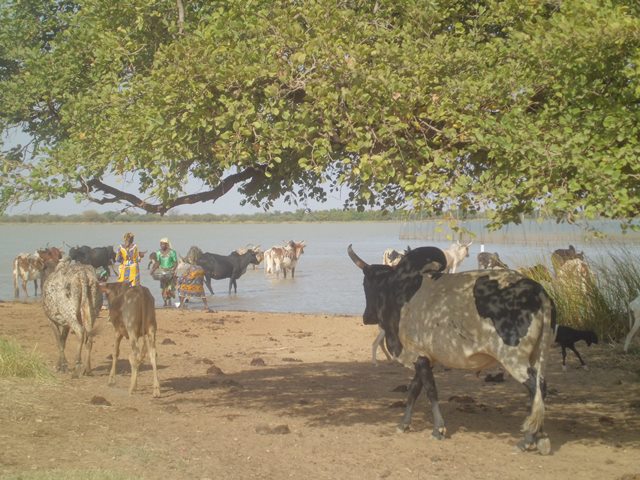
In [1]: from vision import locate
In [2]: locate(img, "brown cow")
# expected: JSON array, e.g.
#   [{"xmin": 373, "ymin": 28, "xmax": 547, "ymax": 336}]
[
  {"xmin": 42, "ymin": 260, "xmax": 101, "ymax": 377},
  {"xmin": 100, "ymin": 283, "xmax": 160, "ymax": 397}
]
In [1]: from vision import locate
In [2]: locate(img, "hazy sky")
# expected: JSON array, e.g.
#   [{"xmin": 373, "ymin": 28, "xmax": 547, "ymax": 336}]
[
  {"xmin": 4, "ymin": 129, "xmax": 346, "ymax": 215},
  {"xmin": 9, "ymin": 180, "xmax": 347, "ymax": 215}
]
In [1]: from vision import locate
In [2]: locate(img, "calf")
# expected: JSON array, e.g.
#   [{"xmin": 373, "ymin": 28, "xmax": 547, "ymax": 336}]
[
  {"xmin": 13, "ymin": 253, "xmax": 45, "ymax": 297},
  {"xmin": 477, "ymin": 252, "xmax": 508, "ymax": 270},
  {"xmin": 42, "ymin": 260, "xmax": 101, "ymax": 377},
  {"xmin": 100, "ymin": 283, "xmax": 160, "ymax": 397},
  {"xmin": 443, "ymin": 240, "xmax": 472, "ymax": 273},
  {"xmin": 349, "ymin": 244, "xmax": 555, "ymax": 454},
  {"xmin": 554, "ymin": 325, "xmax": 598, "ymax": 370},
  {"xmin": 624, "ymin": 295, "xmax": 640, "ymax": 352}
]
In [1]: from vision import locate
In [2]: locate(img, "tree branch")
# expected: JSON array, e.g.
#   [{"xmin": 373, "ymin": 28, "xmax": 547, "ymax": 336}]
[
  {"xmin": 176, "ymin": 0, "xmax": 185, "ymax": 35},
  {"xmin": 76, "ymin": 166, "xmax": 265, "ymax": 215}
]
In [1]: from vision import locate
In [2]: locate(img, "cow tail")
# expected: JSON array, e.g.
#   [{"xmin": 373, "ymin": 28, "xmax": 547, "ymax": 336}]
[{"xmin": 523, "ymin": 295, "xmax": 555, "ymax": 434}]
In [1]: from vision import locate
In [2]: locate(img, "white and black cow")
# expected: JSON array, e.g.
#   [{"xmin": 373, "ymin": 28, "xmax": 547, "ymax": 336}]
[{"xmin": 348, "ymin": 244, "xmax": 556, "ymax": 455}]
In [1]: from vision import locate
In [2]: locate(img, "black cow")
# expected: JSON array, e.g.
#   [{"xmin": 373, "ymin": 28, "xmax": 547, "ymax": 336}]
[
  {"xmin": 69, "ymin": 245, "xmax": 116, "ymax": 279},
  {"xmin": 554, "ymin": 325, "xmax": 598, "ymax": 371},
  {"xmin": 348, "ymin": 244, "xmax": 556, "ymax": 455},
  {"xmin": 186, "ymin": 246, "xmax": 259, "ymax": 295}
]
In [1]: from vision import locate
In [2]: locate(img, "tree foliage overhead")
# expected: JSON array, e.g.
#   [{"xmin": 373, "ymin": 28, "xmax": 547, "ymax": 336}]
[{"xmin": 1, "ymin": 0, "xmax": 639, "ymax": 227}]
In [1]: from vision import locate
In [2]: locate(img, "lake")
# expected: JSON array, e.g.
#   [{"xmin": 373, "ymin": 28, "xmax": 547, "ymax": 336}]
[{"xmin": 3, "ymin": 222, "xmax": 639, "ymax": 315}]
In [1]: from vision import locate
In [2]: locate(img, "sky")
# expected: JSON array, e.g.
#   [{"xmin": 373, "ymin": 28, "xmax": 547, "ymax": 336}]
[
  {"xmin": 8, "ymin": 179, "xmax": 347, "ymax": 216},
  {"xmin": 4, "ymin": 129, "xmax": 347, "ymax": 216}
]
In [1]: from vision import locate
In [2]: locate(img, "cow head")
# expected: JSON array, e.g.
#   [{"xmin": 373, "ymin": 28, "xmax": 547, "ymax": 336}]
[{"xmin": 348, "ymin": 244, "xmax": 448, "ymax": 357}]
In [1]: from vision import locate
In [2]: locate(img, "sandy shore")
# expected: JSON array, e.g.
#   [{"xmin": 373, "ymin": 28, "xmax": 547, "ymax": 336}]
[{"xmin": 1, "ymin": 301, "xmax": 639, "ymax": 480}]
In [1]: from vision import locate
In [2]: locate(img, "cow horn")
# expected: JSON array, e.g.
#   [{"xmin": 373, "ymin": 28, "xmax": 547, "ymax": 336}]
[{"xmin": 347, "ymin": 244, "xmax": 368, "ymax": 270}]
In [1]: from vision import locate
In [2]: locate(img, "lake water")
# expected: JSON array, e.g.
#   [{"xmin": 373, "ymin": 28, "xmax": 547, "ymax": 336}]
[{"xmin": 3, "ymin": 222, "xmax": 639, "ymax": 315}]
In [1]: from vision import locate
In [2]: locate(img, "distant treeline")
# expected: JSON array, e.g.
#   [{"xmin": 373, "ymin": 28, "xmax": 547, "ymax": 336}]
[{"xmin": 0, "ymin": 208, "xmax": 411, "ymax": 223}]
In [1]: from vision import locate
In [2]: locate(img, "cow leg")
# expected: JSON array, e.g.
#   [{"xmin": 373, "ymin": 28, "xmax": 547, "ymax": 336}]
[
  {"xmin": 22, "ymin": 279, "xmax": 29, "ymax": 298},
  {"xmin": 561, "ymin": 346, "xmax": 568, "ymax": 371},
  {"xmin": 204, "ymin": 274, "xmax": 214, "ymax": 295},
  {"xmin": 291, "ymin": 267, "xmax": 295, "ymax": 279},
  {"xmin": 49, "ymin": 323, "xmax": 70, "ymax": 372},
  {"xmin": 416, "ymin": 356, "xmax": 446, "ymax": 439},
  {"xmin": 145, "ymin": 333, "xmax": 161, "ymax": 398},
  {"xmin": 33, "ymin": 279, "xmax": 39, "ymax": 296},
  {"xmin": 569, "ymin": 345, "xmax": 587, "ymax": 369},
  {"xmin": 372, "ymin": 327, "xmax": 392, "ymax": 366},
  {"xmin": 398, "ymin": 357, "xmax": 446, "ymax": 439},
  {"xmin": 72, "ymin": 328, "xmax": 86, "ymax": 379},
  {"xmin": 109, "ymin": 332, "xmax": 123, "ymax": 386},
  {"xmin": 128, "ymin": 336, "xmax": 141, "ymax": 395},
  {"xmin": 397, "ymin": 364, "xmax": 423, "ymax": 433},
  {"xmin": 83, "ymin": 331, "xmax": 93, "ymax": 375}
]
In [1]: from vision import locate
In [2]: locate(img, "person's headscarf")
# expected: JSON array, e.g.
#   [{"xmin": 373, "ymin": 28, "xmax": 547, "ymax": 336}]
[
  {"xmin": 160, "ymin": 237, "xmax": 172, "ymax": 248},
  {"xmin": 123, "ymin": 232, "xmax": 134, "ymax": 243}
]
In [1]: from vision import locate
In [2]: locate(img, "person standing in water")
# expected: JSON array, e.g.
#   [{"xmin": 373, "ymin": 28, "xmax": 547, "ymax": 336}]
[
  {"xmin": 116, "ymin": 232, "xmax": 141, "ymax": 286},
  {"xmin": 150, "ymin": 237, "xmax": 178, "ymax": 307}
]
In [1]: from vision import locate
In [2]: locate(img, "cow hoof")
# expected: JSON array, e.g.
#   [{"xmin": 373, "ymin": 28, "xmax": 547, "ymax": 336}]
[
  {"xmin": 431, "ymin": 427, "xmax": 446, "ymax": 440},
  {"xmin": 516, "ymin": 439, "xmax": 535, "ymax": 452},
  {"xmin": 396, "ymin": 424, "xmax": 410, "ymax": 433},
  {"xmin": 536, "ymin": 436, "xmax": 551, "ymax": 455}
]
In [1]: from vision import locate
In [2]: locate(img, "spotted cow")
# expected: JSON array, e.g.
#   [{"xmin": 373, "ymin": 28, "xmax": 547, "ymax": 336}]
[{"xmin": 348, "ymin": 244, "xmax": 556, "ymax": 454}]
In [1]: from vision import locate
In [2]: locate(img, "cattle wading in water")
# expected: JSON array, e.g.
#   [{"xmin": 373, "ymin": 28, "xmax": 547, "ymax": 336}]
[{"xmin": 348, "ymin": 244, "xmax": 556, "ymax": 455}]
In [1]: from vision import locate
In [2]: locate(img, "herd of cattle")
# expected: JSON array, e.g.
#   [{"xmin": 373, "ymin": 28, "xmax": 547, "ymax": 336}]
[{"xmin": 9, "ymin": 240, "xmax": 640, "ymax": 455}]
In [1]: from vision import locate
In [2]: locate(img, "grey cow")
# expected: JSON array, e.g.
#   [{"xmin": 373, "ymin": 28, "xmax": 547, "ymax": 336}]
[
  {"xmin": 42, "ymin": 259, "xmax": 102, "ymax": 377},
  {"xmin": 348, "ymin": 244, "xmax": 556, "ymax": 455}
]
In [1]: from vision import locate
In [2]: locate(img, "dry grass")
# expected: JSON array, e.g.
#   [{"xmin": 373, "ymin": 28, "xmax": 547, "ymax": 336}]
[{"xmin": 0, "ymin": 338, "xmax": 54, "ymax": 381}]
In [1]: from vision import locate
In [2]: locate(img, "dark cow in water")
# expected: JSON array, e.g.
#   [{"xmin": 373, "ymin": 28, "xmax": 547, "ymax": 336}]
[
  {"xmin": 69, "ymin": 245, "xmax": 117, "ymax": 278},
  {"xmin": 186, "ymin": 246, "xmax": 259, "ymax": 294},
  {"xmin": 348, "ymin": 244, "xmax": 556, "ymax": 454}
]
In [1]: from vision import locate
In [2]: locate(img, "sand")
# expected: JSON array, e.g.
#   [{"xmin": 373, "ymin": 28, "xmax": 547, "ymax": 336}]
[{"xmin": 1, "ymin": 301, "xmax": 639, "ymax": 480}]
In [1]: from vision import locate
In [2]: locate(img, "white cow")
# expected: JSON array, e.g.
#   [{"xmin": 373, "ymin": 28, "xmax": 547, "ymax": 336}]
[
  {"xmin": 13, "ymin": 253, "xmax": 46, "ymax": 297},
  {"xmin": 264, "ymin": 241, "xmax": 306, "ymax": 278},
  {"xmin": 443, "ymin": 241, "xmax": 472, "ymax": 273}
]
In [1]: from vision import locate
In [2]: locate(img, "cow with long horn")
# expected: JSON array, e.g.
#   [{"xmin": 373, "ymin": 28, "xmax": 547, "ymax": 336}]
[{"xmin": 348, "ymin": 244, "xmax": 555, "ymax": 454}]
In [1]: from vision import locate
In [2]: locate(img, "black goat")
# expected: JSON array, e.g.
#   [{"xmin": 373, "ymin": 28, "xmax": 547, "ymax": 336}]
[{"xmin": 554, "ymin": 325, "xmax": 598, "ymax": 370}]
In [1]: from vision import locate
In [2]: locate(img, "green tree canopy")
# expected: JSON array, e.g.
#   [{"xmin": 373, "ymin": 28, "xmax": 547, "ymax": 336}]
[{"xmin": 1, "ymin": 0, "xmax": 639, "ymax": 228}]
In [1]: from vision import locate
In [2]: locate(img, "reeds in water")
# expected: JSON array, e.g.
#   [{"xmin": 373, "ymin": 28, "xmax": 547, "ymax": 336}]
[{"xmin": 520, "ymin": 248, "xmax": 640, "ymax": 346}]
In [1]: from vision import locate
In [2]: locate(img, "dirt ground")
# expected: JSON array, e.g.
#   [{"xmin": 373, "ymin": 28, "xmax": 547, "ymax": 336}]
[{"xmin": 1, "ymin": 301, "xmax": 639, "ymax": 480}]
